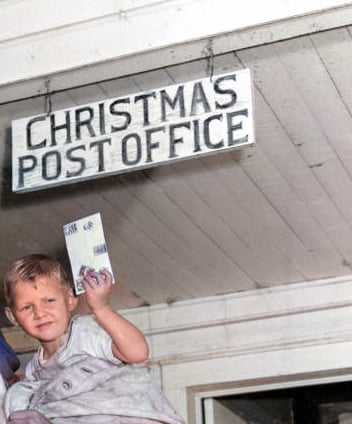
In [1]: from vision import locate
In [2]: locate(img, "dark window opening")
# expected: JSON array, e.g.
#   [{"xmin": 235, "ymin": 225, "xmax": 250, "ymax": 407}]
[{"xmin": 205, "ymin": 380, "xmax": 352, "ymax": 423}]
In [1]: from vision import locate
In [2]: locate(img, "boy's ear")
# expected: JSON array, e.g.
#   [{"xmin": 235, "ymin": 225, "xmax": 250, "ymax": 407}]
[
  {"xmin": 5, "ymin": 307, "xmax": 19, "ymax": 327},
  {"xmin": 67, "ymin": 289, "xmax": 79, "ymax": 312}
]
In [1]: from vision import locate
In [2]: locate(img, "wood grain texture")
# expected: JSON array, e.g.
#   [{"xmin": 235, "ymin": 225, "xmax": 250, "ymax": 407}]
[{"xmin": 1, "ymin": 26, "xmax": 352, "ymax": 316}]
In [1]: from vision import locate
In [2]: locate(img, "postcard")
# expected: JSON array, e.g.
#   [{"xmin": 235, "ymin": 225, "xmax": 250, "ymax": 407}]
[{"xmin": 63, "ymin": 212, "xmax": 114, "ymax": 295}]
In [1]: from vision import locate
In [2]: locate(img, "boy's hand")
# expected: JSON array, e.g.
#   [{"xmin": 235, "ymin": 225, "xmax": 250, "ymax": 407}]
[
  {"xmin": 82, "ymin": 268, "xmax": 113, "ymax": 314},
  {"xmin": 82, "ymin": 268, "xmax": 149, "ymax": 363}
]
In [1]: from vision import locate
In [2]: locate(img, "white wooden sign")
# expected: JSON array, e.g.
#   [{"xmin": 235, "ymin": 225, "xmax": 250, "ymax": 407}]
[{"xmin": 11, "ymin": 69, "xmax": 255, "ymax": 192}]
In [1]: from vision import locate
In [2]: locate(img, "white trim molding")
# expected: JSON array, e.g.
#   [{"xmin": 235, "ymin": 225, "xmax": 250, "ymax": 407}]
[
  {"xmin": 127, "ymin": 275, "xmax": 352, "ymax": 422},
  {"xmin": 1, "ymin": 1, "xmax": 352, "ymax": 103}
]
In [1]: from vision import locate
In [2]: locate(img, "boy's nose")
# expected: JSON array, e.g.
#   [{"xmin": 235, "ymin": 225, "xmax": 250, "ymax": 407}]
[{"xmin": 33, "ymin": 306, "xmax": 45, "ymax": 318}]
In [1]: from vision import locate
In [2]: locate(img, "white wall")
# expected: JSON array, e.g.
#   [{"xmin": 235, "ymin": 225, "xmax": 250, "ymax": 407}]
[{"xmin": 119, "ymin": 275, "xmax": 352, "ymax": 423}]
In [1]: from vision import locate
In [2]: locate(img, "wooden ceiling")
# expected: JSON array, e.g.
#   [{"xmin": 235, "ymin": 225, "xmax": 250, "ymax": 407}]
[{"xmin": 1, "ymin": 25, "xmax": 352, "ymax": 323}]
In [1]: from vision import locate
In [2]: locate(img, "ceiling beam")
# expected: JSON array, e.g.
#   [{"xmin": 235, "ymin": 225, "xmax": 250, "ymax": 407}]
[{"xmin": 1, "ymin": 0, "xmax": 352, "ymax": 104}]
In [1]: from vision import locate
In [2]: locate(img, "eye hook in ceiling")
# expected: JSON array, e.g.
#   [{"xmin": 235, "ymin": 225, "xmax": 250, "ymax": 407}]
[
  {"xmin": 44, "ymin": 79, "xmax": 52, "ymax": 116},
  {"xmin": 203, "ymin": 39, "xmax": 214, "ymax": 82}
]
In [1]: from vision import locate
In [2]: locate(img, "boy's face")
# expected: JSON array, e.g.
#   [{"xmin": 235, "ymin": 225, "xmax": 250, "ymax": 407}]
[{"xmin": 7, "ymin": 275, "xmax": 77, "ymax": 355}]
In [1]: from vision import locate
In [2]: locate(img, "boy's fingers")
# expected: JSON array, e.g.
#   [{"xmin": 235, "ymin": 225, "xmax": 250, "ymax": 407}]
[
  {"xmin": 99, "ymin": 268, "xmax": 113, "ymax": 283},
  {"xmin": 83, "ymin": 275, "xmax": 100, "ymax": 289},
  {"xmin": 82, "ymin": 279, "xmax": 94, "ymax": 290}
]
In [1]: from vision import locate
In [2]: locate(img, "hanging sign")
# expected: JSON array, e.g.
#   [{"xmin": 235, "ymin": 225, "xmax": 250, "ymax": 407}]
[{"xmin": 11, "ymin": 68, "xmax": 255, "ymax": 192}]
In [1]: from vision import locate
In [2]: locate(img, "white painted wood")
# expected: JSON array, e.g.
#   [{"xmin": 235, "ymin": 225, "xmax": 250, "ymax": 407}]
[
  {"xmin": 11, "ymin": 70, "xmax": 254, "ymax": 192},
  {"xmin": 20, "ymin": 89, "xmax": 228, "ymax": 305},
  {"xmin": 155, "ymin": 279, "xmax": 352, "ymax": 422},
  {"xmin": 43, "ymin": 176, "xmax": 191, "ymax": 305},
  {"xmin": 1, "ymin": 0, "xmax": 349, "ymax": 82},
  {"xmin": 204, "ymin": 398, "xmax": 245, "ymax": 424},
  {"xmin": 272, "ymin": 36, "xmax": 352, "ymax": 221},
  {"xmin": 1, "ymin": 2, "xmax": 352, "ymax": 103},
  {"xmin": 147, "ymin": 166, "xmax": 257, "ymax": 291},
  {"xmin": 1, "ymin": 0, "xmax": 348, "ymax": 43},
  {"xmin": 4, "ymin": 27, "xmax": 352, "ymax": 311},
  {"xmin": 96, "ymin": 180, "xmax": 219, "ymax": 296},
  {"xmin": 164, "ymin": 59, "xmax": 304, "ymax": 285},
  {"xmin": 124, "ymin": 67, "xmax": 255, "ymax": 294},
  {"xmin": 310, "ymin": 27, "xmax": 352, "ymax": 113},
  {"xmin": 236, "ymin": 41, "xmax": 352, "ymax": 277},
  {"xmin": 4, "ymin": 12, "xmax": 352, "ymax": 424}
]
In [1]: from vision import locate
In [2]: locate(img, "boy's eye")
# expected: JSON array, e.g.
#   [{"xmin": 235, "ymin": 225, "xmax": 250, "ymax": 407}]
[
  {"xmin": 46, "ymin": 298, "xmax": 56, "ymax": 303},
  {"xmin": 20, "ymin": 305, "xmax": 31, "ymax": 312}
]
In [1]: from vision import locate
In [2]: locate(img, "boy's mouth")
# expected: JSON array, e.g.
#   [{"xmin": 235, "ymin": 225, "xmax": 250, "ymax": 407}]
[{"xmin": 36, "ymin": 321, "xmax": 52, "ymax": 330}]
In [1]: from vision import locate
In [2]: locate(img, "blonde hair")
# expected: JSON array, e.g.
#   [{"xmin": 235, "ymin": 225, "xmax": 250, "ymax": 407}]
[{"xmin": 4, "ymin": 254, "xmax": 72, "ymax": 307}]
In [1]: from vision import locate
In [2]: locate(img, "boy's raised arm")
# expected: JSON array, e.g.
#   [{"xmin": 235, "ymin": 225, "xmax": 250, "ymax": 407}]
[{"xmin": 83, "ymin": 268, "xmax": 149, "ymax": 363}]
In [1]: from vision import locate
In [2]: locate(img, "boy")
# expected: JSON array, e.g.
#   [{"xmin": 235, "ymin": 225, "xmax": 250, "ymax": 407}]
[{"xmin": 3, "ymin": 254, "xmax": 184, "ymax": 424}]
